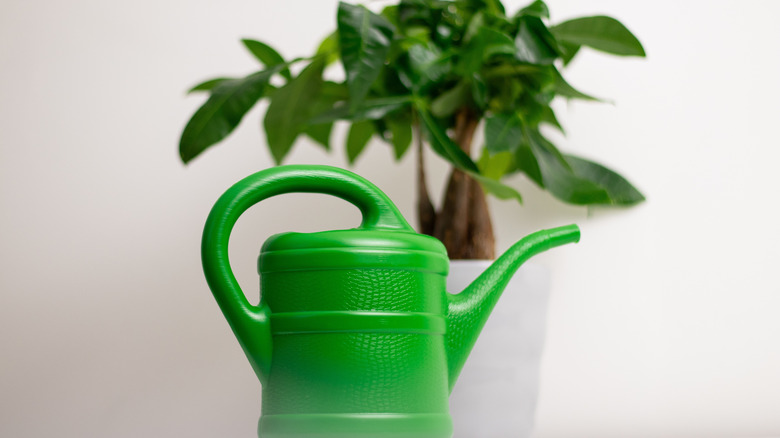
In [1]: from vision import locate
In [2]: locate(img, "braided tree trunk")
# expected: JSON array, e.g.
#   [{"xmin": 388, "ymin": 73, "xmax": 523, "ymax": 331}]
[{"xmin": 417, "ymin": 108, "xmax": 496, "ymax": 260}]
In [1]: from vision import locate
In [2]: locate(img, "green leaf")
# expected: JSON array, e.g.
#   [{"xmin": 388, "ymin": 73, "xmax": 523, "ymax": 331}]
[
  {"xmin": 558, "ymin": 41, "xmax": 580, "ymax": 65},
  {"xmin": 400, "ymin": 25, "xmax": 431, "ymax": 47},
  {"xmin": 397, "ymin": 0, "xmax": 437, "ymax": 28},
  {"xmin": 515, "ymin": 128, "xmax": 644, "ymax": 205},
  {"xmin": 241, "ymin": 39, "xmax": 291, "ymax": 80},
  {"xmin": 514, "ymin": 16, "xmax": 559, "ymax": 64},
  {"xmin": 346, "ymin": 120, "xmax": 375, "ymax": 163},
  {"xmin": 463, "ymin": 11, "xmax": 485, "ymax": 44},
  {"xmin": 471, "ymin": 74, "xmax": 488, "ymax": 109},
  {"xmin": 469, "ymin": 171, "xmax": 523, "ymax": 202},
  {"xmin": 478, "ymin": 149, "xmax": 515, "ymax": 180},
  {"xmin": 316, "ymin": 31, "xmax": 340, "ymax": 65},
  {"xmin": 481, "ymin": 27, "xmax": 517, "ymax": 58},
  {"xmin": 430, "ymin": 81, "xmax": 470, "ymax": 117},
  {"xmin": 554, "ymin": 69, "xmax": 601, "ymax": 101},
  {"xmin": 517, "ymin": 0, "xmax": 549, "ymax": 19},
  {"xmin": 550, "ymin": 16, "xmax": 645, "ymax": 57},
  {"xmin": 485, "ymin": 0, "xmax": 507, "ymax": 16},
  {"xmin": 484, "ymin": 112, "xmax": 524, "ymax": 153},
  {"xmin": 387, "ymin": 117, "xmax": 412, "ymax": 160},
  {"xmin": 186, "ymin": 77, "xmax": 233, "ymax": 94},
  {"xmin": 302, "ymin": 82, "xmax": 348, "ymax": 149},
  {"xmin": 522, "ymin": 129, "xmax": 643, "ymax": 205},
  {"xmin": 475, "ymin": 149, "xmax": 523, "ymax": 202},
  {"xmin": 540, "ymin": 105, "xmax": 564, "ymax": 133},
  {"xmin": 303, "ymin": 121, "xmax": 332, "ymax": 150},
  {"xmin": 337, "ymin": 2, "xmax": 396, "ymax": 109},
  {"xmin": 528, "ymin": 134, "xmax": 610, "ymax": 204},
  {"xmin": 564, "ymin": 154, "xmax": 645, "ymax": 205},
  {"xmin": 482, "ymin": 63, "xmax": 540, "ymax": 78},
  {"xmin": 459, "ymin": 27, "xmax": 516, "ymax": 75},
  {"xmin": 309, "ymin": 95, "xmax": 412, "ymax": 124},
  {"xmin": 179, "ymin": 69, "xmax": 276, "ymax": 163},
  {"xmin": 263, "ymin": 59, "xmax": 325, "ymax": 163},
  {"xmin": 406, "ymin": 42, "xmax": 451, "ymax": 91},
  {"xmin": 537, "ymin": 156, "xmax": 611, "ymax": 204},
  {"xmin": 514, "ymin": 143, "xmax": 543, "ymax": 186},
  {"xmin": 380, "ymin": 4, "xmax": 400, "ymax": 28},
  {"xmin": 529, "ymin": 127, "xmax": 571, "ymax": 169},
  {"xmin": 417, "ymin": 107, "xmax": 479, "ymax": 173}
]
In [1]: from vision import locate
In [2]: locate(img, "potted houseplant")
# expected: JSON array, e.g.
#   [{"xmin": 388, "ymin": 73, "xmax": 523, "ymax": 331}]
[{"xmin": 180, "ymin": 0, "xmax": 645, "ymax": 436}]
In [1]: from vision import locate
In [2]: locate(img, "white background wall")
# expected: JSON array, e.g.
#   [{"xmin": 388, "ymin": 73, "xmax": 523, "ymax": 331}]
[{"xmin": 1, "ymin": 1, "xmax": 779, "ymax": 437}]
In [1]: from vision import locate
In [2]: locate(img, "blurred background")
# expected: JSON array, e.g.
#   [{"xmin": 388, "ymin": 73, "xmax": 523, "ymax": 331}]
[{"xmin": 1, "ymin": 0, "xmax": 779, "ymax": 437}]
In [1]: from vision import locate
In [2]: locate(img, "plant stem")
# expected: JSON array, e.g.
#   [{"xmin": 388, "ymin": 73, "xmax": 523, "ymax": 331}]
[{"xmin": 433, "ymin": 107, "xmax": 496, "ymax": 259}]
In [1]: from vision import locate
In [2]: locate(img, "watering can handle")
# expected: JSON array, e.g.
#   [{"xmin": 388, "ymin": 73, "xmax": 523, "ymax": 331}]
[{"xmin": 201, "ymin": 165, "xmax": 413, "ymax": 382}]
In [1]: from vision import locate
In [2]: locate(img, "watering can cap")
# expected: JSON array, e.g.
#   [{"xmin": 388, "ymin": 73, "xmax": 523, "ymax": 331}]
[{"xmin": 258, "ymin": 229, "xmax": 449, "ymax": 275}]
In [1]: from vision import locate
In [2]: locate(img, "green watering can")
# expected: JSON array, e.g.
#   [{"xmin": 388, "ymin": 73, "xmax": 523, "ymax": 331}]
[{"xmin": 202, "ymin": 165, "xmax": 579, "ymax": 438}]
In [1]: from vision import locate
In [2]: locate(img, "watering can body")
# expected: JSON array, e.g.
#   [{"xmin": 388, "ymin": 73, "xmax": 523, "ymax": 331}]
[{"xmin": 201, "ymin": 165, "xmax": 579, "ymax": 438}]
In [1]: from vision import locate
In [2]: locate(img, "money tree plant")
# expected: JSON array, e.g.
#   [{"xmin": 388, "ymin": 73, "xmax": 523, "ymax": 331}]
[{"xmin": 180, "ymin": 0, "xmax": 646, "ymax": 259}]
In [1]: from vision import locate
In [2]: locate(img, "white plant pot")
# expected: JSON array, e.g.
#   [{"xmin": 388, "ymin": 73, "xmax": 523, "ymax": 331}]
[{"xmin": 447, "ymin": 260, "xmax": 551, "ymax": 438}]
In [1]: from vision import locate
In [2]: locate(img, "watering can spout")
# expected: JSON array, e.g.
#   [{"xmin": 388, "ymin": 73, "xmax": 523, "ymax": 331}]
[{"xmin": 445, "ymin": 224, "xmax": 580, "ymax": 391}]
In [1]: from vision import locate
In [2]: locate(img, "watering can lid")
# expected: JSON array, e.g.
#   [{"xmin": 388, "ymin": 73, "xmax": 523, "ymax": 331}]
[{"xmin": 258, "ymin": 229, "xmax": 449, "ymax": 274}]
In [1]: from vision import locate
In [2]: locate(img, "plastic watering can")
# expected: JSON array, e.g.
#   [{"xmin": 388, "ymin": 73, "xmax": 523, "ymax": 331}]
[{"xmin": 201, "ymin": 165, "xmax": 580, "ymax": 438}]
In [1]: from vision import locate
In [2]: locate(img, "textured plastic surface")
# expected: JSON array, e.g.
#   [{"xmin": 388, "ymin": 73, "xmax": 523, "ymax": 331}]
[{"xmin": 201, "ymin": 165, "xmax": 580, "ymax": 438}]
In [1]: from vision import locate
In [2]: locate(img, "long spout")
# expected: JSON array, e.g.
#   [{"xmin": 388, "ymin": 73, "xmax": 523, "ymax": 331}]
[{"xmin": 445, "ymin": 224, "xmax": 580, "ymax": 391}]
